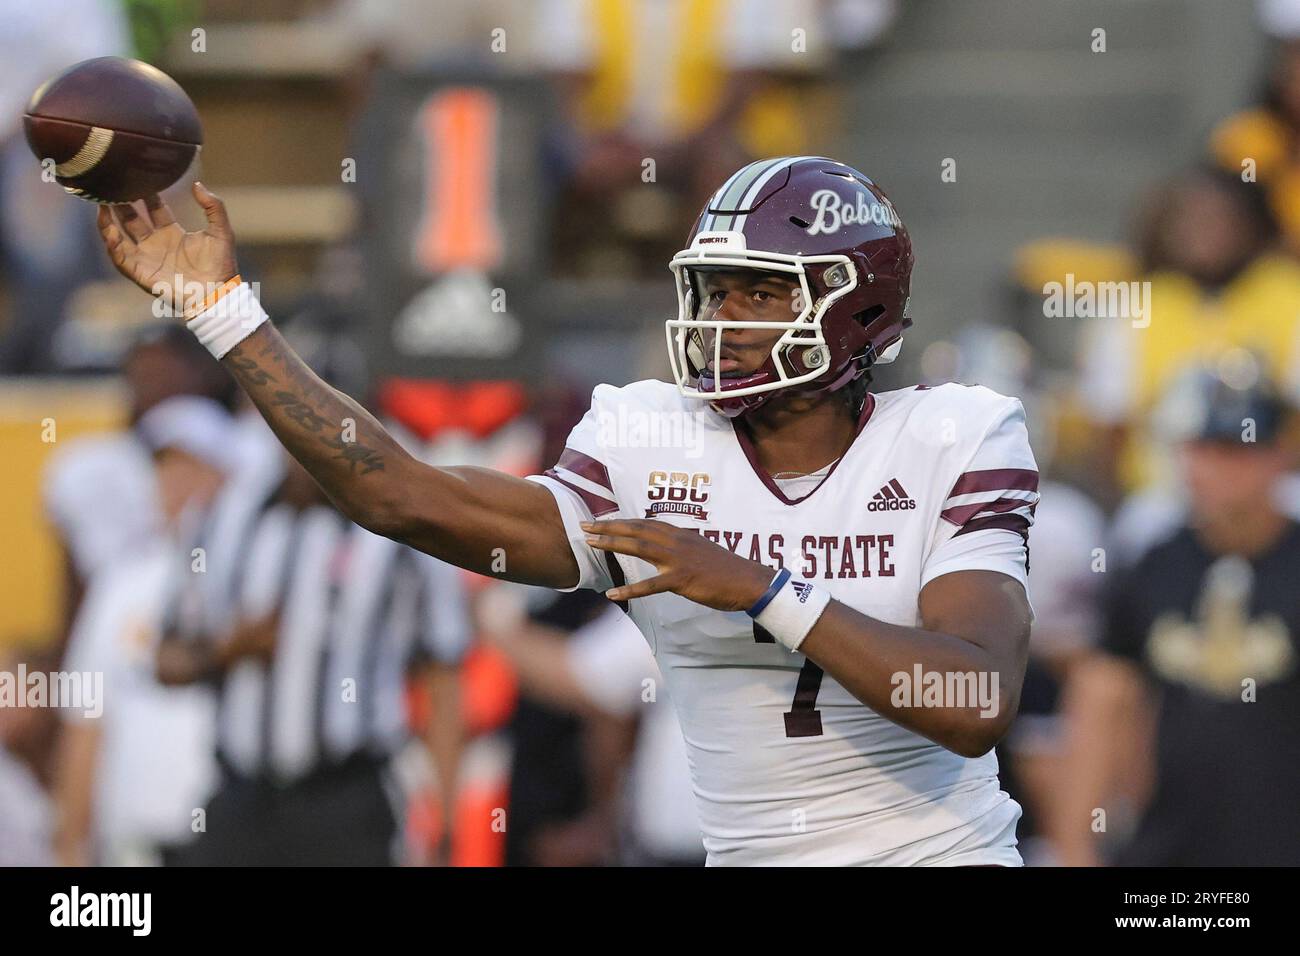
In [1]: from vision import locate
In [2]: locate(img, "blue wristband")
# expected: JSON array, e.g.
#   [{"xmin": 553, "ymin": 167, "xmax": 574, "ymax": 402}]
[{"xmin": 747, "ymin": 567, "xmax": 791, "ymax": 618}]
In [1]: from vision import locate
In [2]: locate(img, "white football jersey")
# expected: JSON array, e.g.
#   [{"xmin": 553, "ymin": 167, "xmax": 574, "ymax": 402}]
[{"xmin": 529, "ymin": 379, "xmax": 1039, "ymax": 866}]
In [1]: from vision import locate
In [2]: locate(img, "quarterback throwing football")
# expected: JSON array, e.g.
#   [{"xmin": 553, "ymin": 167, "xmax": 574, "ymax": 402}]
[{"xmin": 97, "ymin": 156, "xmax": 1038, "ymax": 866}]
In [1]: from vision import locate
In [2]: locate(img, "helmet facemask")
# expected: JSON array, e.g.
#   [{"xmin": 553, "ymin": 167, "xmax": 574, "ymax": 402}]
[{"xmin": 666, "ymin": 245, "xmax": 861, "ymax": 413}]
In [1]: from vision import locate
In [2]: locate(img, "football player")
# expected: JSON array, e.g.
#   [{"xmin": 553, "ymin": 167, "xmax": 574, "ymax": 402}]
[{"xmin": 96, "ymin": 156, "xmax": 1038, "ymax": 866}]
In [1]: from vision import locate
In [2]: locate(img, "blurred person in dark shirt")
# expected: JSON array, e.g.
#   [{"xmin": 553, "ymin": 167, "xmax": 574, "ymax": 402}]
[
  {"xmin": 482, "ymin": 597, "xmax": 704, "ymax": 866},
  {"xmin": 1058, "ymin": 359, "xmax": 1300, "ymax": 865},
  {"xmin": 496, "ymin": 588, "xmax": 615, "ymax": 866}
]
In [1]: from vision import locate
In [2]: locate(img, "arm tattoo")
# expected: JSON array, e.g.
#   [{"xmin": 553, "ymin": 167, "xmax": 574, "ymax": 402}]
[
  {"xmin": 268, "ymin": 387, "xmax": 388, "ymax": 474},
  {"xmin": 226, "ymin": 333, "xmax": 389, "ymax": 474},
  {"xmin": 226, "ymin": 354, "xmax": 277, "ymax": 387},
  {"xmin": 271, "ymin": 390, "xmax": 330, "ymax": 433},
  {"xmin": 323, "ymin": 435, "xmax": 386, "ymax": 474}
]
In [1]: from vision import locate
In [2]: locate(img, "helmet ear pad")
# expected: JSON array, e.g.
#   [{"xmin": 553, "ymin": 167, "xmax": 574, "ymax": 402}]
[{"xmin": 819, "ymin": 247, "xmax": 913, "ymax": 374}]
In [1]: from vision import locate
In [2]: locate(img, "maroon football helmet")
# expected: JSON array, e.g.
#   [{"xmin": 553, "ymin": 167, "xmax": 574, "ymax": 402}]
[{"xmin": 666, "ymin": 156, "xmax": 913, "ymax": 417}]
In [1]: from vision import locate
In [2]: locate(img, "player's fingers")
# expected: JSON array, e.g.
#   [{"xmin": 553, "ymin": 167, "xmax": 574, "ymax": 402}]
[
  {"xmin": 193, "ymin": 181, "xmax": 232, "ymax": 238},
  {"xmin": 144, "ymin": 193, "xmax": 176, "ymax": 228},
  {"xmin": 96, "ymin": 205, "xmax": 119, "ymax": 244},
  {"xmin": 99, "ymin": 204, "xmax": 133, "ymax": 250},
  {"xmin": 112, "ymin": 202, "xmax": 151, "ymax": 242},
  {"xmin": 605, "ymin": 575, "xmax": 675, "ymax": 603},
  {"xmin": 96, "ymin": 207, "xmax": 131, "ymax": 270},
  {"xmin": 583, "ymin": 530, "xmax": 663, "ymax": 564},
  {"xmin": 580, "ymin": 518, "xmax": 670, "ymax": 541}
]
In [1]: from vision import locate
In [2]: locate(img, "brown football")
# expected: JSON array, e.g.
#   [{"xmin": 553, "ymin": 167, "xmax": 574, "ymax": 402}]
[{"xmin": 23, "ymin": 56, "xmax": 202, "ymax": 204}]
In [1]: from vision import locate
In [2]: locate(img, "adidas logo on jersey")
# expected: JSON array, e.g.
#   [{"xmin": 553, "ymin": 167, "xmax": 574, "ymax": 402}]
[{"xmin": 867, "ymin": 479, "xmax": 916, "ymax": 512}]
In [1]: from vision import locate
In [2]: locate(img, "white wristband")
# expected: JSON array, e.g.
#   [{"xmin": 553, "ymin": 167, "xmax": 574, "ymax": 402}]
[
  {"xmin": 186, "ymin": 281, "xmax": 269, "ymax": 359},
  {"xmin": 747, "ymin": 569, "xmax": 831, "ymax": 652}
]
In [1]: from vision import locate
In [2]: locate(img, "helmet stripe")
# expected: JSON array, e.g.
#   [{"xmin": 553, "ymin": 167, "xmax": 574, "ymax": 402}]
[
  {"xmin": 701, "ymin": 157, "xmax": 799, "ymax": 237},
  {"xmin": 706, "ymin": 160, "xmax": 773, "ymax": 232},
  {"xmin": 703, "ymin": 171, "xmax": 747, "ymax": 230},
  {"xmin": 739, "ymin": 156, "xmax": 805, "ymax": 209},
  {"xmin": 731, "ymin": 156, "xmax": 805, "ymax": 234},
  {"xmin": 716, "ymin": 158, "xmax": 776, "ymax": 210}
]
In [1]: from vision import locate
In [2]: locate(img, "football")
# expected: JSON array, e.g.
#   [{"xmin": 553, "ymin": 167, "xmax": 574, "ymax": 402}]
[{"xmin": 23, "ymin": 56, "xmax": 202, "ymax": 204}]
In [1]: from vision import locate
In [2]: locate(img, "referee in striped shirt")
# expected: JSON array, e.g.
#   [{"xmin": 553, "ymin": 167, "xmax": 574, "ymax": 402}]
[{"xmin": 158, "ymin": 447, "xmax": 470, "ymax": 865}]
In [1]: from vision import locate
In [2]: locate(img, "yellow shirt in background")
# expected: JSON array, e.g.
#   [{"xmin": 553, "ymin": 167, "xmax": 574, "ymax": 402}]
[{"xmin": 1083, "ymin": 254, "xmax": 1300, "ymax": 490}]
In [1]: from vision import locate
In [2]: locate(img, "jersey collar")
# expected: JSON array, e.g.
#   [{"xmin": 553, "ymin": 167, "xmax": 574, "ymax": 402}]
[{"xmin": 732, "ymin": 392, "xmax": 876, "ymax": 506}]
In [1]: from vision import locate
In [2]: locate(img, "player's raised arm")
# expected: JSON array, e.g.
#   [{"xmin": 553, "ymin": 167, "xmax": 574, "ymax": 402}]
[{"xmin": 95, "ymin": 184, "xmax": 577, "ymax": 588}]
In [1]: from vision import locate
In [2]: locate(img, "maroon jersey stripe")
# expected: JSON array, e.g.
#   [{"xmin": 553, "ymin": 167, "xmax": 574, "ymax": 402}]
[
  {"xmin": 941, "ymin": 495, "xmax": 1038, "ymax": 527},
  {"xmin": 946, "ymin": 468, "xmax": 1039, "ymax": 499},
  {"xmin": 952, "ymin": 512, "xmax": 1031, "ymax": 541},
  {"xmin": 555, "ymin": 447, "xmax": 614, "ymax": 493},
  {"xmin": 544, "ymin": 470, "xmax": 619, "ymax": 517}
]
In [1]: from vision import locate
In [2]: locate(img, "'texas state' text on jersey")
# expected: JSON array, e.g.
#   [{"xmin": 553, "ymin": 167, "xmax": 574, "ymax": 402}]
[{"xmin": 530, "ymin": 380, "xmax": 1039, "ymax": 866}]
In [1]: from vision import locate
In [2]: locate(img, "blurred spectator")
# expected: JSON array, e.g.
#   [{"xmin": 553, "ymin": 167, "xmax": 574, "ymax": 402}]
[
  {"xmin": 322, "ymin": 0, "xmax": 541, "ymax": 72},
  {"xmin": 1057, "ymin": 363, "xmax": 1300, "ymax": 865},
  {"xmin": 483, "ymin": 597, "xmax": 703, "ymax": 866},
  {"xmin": 158, "ymin": 448, "xmax": 470, "ymax": 866},
  {"xmin": 0, "ymin": 645, "xmax": 58, "ymax": 866},
  {"xmin": 0, "ymin": 745, "xmax": 54, "ymax": 866},
  {"xmin": 42, "ymin": 325, "xmax": 237, "ymax": 653},
  {"xmin": 536, "ymin": 0, "xmax": 841, "ymax": 275},
  {"xmin": 1211, "ymin": 34, "xmax": 1300, "ymax": 256},
  {"xmin": 52, "ymin": 395, "xmax": 236, "ymax": 866},
  {"xmin": 491, "ymin": 587, "xmax": 614, "ymax": 866},
  {"xmin": 0, "ymin": 0, "xmax": 131, "ymax": 372},
  {"xmin": 1076, "ymin": 168, "xmax": 1300, "ymax": 502}
]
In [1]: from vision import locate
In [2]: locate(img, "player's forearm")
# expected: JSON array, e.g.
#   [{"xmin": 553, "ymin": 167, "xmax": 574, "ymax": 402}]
[
  {"xmin": 800, "ymin": 602, "xmax": 1025, "ymax": 758},
  {"xmin": 220, "ymin": 323, "xmax": 578, "ymax": 586},
  {"xmin": 222, "ymin": 321, "xmax": 419, "ymax": 533}
]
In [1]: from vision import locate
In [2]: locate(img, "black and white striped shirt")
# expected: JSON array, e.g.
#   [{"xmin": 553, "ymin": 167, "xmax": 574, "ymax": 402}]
[{"xmin": 171, "ymin": 467, "xmax": 470, "ymax": 783}]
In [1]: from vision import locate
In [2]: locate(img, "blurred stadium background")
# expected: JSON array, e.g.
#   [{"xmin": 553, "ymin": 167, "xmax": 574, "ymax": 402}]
[{"xmin": 2, "ymin": 0, "xmax": 1299, "ymax": 867}]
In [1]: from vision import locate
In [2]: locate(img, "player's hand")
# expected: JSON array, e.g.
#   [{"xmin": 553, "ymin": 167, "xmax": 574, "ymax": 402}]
[
  {"xmin": 581, "ymin": 518, "xmax": 775, "ymax": 611},
  {"xmin": 95, "ymin": 181, "xmax": 239, "ymax": 316}
]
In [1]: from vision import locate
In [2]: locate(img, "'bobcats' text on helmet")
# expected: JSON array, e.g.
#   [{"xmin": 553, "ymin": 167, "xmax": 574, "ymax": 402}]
[{"xmin": 666, "ymin": 156, "xmax": 914, "ymax": 417}]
